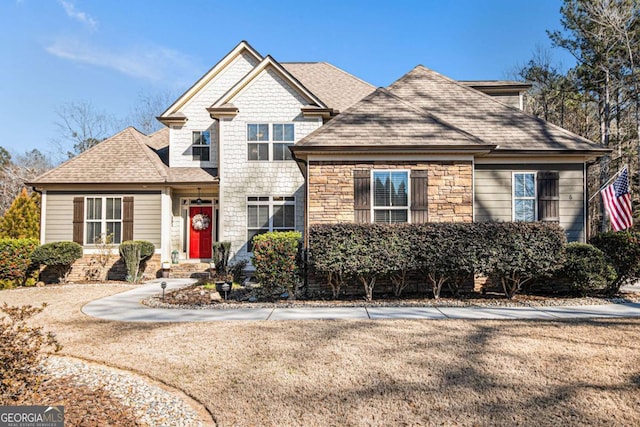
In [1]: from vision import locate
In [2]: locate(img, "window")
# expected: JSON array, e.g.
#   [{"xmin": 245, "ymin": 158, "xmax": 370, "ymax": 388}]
[
  {"xmin": 247, "ymin": 196, "xmax": 295, "ymax": 251},
  {"xmin": 513, "ymin": 172, "xmax": 536, "ymax": 222},
  {"xmin": 86, "ymin": 197, "xmax": 122, "ymax": 244},
  {"xmin": 192, "ymin": 130, "xmax": 211, "ymax": 161},
  {"xmin": 248, "ymin": 123, "xmax": 295, "ymax": 161},
  {"xmin": 373, "ymin": 171, "xmax": 409, "ymax": 223},
  {"xmin": 273, "ymin": 124, "xmax": 294, "ymax": 161},
  {"xmin": 247, "ymin": 124, "xmax": 269, "ymax": 161}
]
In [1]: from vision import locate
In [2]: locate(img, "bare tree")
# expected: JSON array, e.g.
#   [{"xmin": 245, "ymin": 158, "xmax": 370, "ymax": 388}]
[
  {"xmin": 0, "ymin": 149, "xmax": 53, "ymax": 216},
  {"xmin": 54, "ymin": 101, "xmax": 116, "ymax": 158},
  {"xmin": 128, "ymin": 90, "xmax": 173, "ymax": 134}
]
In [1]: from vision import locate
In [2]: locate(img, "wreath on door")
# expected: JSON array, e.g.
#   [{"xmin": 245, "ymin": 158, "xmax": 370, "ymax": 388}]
[{"xmin": 191, "ymin": 213, "xmax": 211, "ymax": 231}]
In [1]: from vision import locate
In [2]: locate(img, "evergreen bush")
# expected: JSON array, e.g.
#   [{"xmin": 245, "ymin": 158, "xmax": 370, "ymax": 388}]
[
  {"xmin": 553, "ymin": 243, "xmax": 616, "ymax": 296},
  {"xmin": 31, "ymin": 241, "xmax": 83, "ymax": 283},
  {"xmin": 119, "ymin": 240, "xmax": 155, "ymax": 283},
  {"xmin": 0, "ymin": 238, "xmax": 39, "ymax": 288},
  {"xmin": 590, "ymin": 231, "xmax": 640, "ymax": 294},
  {"xmin": 252, "ymin": 231, "xmax": 302, "ymax": 299}
]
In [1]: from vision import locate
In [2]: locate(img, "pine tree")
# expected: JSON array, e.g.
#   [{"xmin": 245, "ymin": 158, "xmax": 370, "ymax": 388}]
[{"xmin": 0, "ymin": 188, "xmax": 40, "ymax": 239}]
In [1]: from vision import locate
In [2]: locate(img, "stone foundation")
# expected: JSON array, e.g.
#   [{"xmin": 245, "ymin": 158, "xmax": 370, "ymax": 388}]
[{"xmin": 40, "ymin": 254, "xmax": 162, "ymax": 283}]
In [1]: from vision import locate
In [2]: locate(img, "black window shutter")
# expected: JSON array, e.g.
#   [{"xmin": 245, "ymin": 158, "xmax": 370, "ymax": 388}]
[
  {"xmin": 73, "ymin": 197, "xmax": 84, "ymax": 244},
  {"xmin": 411, "ymin": 169, "xmax": 428, "ymax": 223},
  {"xmin": 353, "ymin": 169, "xmax": 370, "ymax": 223},
  {"xmin": 123, "ymin": 197, "xmax": 134, "ymax": 241},
  {"xmin": 537, "ymin": 171, "xmax": 559, "ymax": 223}
]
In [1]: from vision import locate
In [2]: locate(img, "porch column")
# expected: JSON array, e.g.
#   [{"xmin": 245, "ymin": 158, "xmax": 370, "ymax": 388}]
[{"xmin": 160, "ymin": 186, "xmax": 172, "ymax": 261}]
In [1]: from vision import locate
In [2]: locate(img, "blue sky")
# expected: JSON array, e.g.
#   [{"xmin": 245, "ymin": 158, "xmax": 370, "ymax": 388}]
[{"xmin": 1, "ymin": 0, "xmax": 574, "ymax": 160}]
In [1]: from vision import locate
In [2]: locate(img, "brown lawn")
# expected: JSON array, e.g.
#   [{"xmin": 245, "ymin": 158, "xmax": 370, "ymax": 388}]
[{"xmin": 2, "ymin": 285, "xmax": 640, "ymax": 426}]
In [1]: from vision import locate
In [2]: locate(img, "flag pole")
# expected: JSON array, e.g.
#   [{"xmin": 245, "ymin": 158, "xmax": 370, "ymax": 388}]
[{"xmin": 588, "ymin": 164, "xmax": 628, "ymax": 202}]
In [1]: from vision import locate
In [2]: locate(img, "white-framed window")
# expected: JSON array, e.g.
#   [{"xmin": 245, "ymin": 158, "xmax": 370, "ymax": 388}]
[
  {"xmin": 247, "ymin": 123, "xmax": 295, "ymax": 161},
  {"xmin": 192, "ymin": 130, "xmax": 211, "ymax": 161},
  {"xmin": 272, "ymin": 123, "xmax": 294, "ymax": 161},
  {"xmin": 246, "ymin": 196, "xmax": 295, "ymax": 251},
  {"xmin": 86, "ymin": 197, "xmax": 122, "ymax": 244},
  {"xmin": 372, "ymin": 170, "xmax": 409, "ymax": 223},
  {"xmin": 513, "ymin": 172, "xmax": 536, "ymax": 222},
  {"xmin": 247, "ymin": 124, "xmax": 269, "ymax": 161}
]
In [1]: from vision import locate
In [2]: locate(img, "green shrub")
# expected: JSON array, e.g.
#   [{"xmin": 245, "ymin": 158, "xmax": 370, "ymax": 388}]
[
  {"xmin": 0, "ymin": 188, "xmax": 40, "ymax": 239},
  {"xmin": 590, "ymin": 231, "xmax": 640, "ymax": 294},
  {"xmin": 31, "ymin": 241, "xmax": 83, "ymax": 283},
  {"xmin": 309, "ymin": 224, "xmax": 355, "ymax": 298},
  {"xmin": 0, "ymin": 238, "xmax": 39, "ymax": 288},
  {"xmin": 119, "ymin": 240, "xmax": 155, "ymax": 283},
  {"xmin": 0, "ymin": 303, "xmax": 61, "ymax": 402},
  {"xmin": 229, "ymin": 259, "xmax": 248, "ymax": 284},
  {"xmin": 252, "ymin": 231, "xmax": 301, "ymax": 299},
  {"xmin": 482, "ymin": 222, "xmax": 566, "ymax": 298},
  {"xmin": 386, "ymin": 224, "xmax": 417, "ymax": 297},
  {"xmin": 554, "ymin": 243, "xmax": 616, "ymax": 296}
]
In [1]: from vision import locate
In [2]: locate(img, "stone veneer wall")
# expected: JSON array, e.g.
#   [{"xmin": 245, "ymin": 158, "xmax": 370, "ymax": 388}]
[
  {"xmin": 40, "ymin": 254, "xmax": 162, "ymax": 283},
  {"xmin": 308, "ymin": 160, "xmax": 473, "ymax": 225}
]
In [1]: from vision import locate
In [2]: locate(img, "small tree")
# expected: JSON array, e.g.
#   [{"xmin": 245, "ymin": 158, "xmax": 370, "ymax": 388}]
[
  {"xmin": 31, "ymin": 241, "xmax": 83, "ymax": 284},
  {"xmin": 0, "ymin": 238, "xmax": 39, "ymax": 288},
  {"xmin": 0, "ymin": 188, "xmax": 40, "ymax": 239},
  {"xmin": 119, "ymin": 240, "xmax": 155, "ymax": 283},
  {"xmin": 252, "ymin": 231, "xmax": 301, "ymax": 299},
  {"xmin": 212, "ymin": 241, "xmax": 232, "ymax": 278}
]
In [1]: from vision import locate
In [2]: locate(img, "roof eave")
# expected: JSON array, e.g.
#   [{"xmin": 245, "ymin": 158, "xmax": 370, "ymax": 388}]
[
  {"xmin": 156, "ymin": 115, "xmax": 188, "ymax": 126},
  {"xmin": 291, "ymin": 144, "xmax": 497, "ymax": 156}
]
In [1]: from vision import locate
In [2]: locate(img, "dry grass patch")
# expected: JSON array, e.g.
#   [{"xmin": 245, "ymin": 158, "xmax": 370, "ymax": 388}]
[{"xmin": 2, "ymin": 285, "xmax": 640, "ymax": 426}]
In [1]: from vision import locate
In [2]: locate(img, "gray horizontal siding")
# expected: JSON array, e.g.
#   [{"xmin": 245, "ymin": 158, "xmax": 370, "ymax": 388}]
[
  {"xmin": 474, "ymin": 165, "xmax": 585, "ymax": 242},
  {"xmin": 44, "ymin": 193, "xmax": 161, "ymax": 247}
]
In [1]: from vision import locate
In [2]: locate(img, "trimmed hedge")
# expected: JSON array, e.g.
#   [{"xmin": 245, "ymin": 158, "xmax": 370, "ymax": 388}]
[
  {"xmin": 0, "ymin": 238, "xmax": 39, "ymax": 288},
  {"xmin": 31, "ymin": 241, "xmax": 83, "ymax": 284},
  {"xmin": 119, "ymin": 240, "xmax": 155, "ymax": 283},
  {"xmin": 252, "ymin": 231, "xmax": 302, "ymax": 299},
  {"xmin": 309, "ymin": 222, "xmax": 567, "ymax": 300},
  {"xmin": 590, "ymin": 231, "xmax": 640, "ymax": 294},
  {"xmin": 553, "ymin": 243, "xmax": 616, "ymax": 296}
]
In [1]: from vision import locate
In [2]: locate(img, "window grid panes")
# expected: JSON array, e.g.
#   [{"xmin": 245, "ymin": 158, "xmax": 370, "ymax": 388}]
[
  {"xmin": 247, "ymin": 196, "xmax": 296, "ymax": 252},
  {"xmin": 513, "ymin": 173, "xmax": 536, "ymax": 222},
  {"xmin": 192, "ymin": 130, "xmax": 211, "ymax": 161},
  {"xmin": 86, "ymin": 197, "xmax": 123, "ymax": 244},
  {"xmin": 248, "ymin": 124, "xmax": 295, "ymax": 161},
  {"xmin": 372, "ymin": 171, "xmax": 409, "ymax": 223}
]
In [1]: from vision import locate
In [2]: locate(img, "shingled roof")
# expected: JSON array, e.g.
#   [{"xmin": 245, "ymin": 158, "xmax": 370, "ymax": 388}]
[
  {"xmin": 294, "ymin": 88, "xmax": 494, "ymax": 152},
  {"xmin": 282, "ymin": 62, "xmax": 375, "ymax": 113},
  {"xmin": 387, "ymin": 66, "xmax": 606, "ymax": 153},
  {"xmin": 31, "ymin": 127, "xmax": 218, "ymax": 185}
]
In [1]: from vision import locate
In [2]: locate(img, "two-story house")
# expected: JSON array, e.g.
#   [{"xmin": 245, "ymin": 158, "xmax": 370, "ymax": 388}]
[
  {"xmin": 31, "ymin": 40, "xmax": 607, "ymax": 281},
  {"xmin": 30, "ymin": 41, "xmax": 374, "ymax": 279}
]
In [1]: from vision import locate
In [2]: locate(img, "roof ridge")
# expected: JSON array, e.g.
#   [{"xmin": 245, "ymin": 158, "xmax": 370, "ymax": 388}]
[{"xmin": 127, "ymin": 127, "xmax": 169, "ymax": 179}]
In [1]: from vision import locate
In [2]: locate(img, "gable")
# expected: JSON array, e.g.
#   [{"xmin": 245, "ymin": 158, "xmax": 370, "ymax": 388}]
[{"xmin": 159, "ymin": 41, "xmax": 262, "ymax": 120}]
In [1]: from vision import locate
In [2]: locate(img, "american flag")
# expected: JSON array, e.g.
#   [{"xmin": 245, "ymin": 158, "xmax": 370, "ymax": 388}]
[{"xmin": 602, "ymin": 166, "xmax": 633, "ymax": 231}]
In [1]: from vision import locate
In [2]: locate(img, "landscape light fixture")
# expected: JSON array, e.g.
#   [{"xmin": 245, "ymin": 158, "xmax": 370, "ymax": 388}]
[{"xmin": 161, "ymin": 281, "xmax": 167, "ymax": 301}]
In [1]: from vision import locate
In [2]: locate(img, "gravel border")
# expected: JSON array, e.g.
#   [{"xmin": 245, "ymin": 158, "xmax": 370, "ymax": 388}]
[{"xmin": 44, "ymin": 356, "xmax": 207, "ymax": 427}]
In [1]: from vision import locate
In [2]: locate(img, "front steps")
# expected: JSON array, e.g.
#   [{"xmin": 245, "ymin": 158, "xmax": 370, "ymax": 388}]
[{"xmin": 163, "ymin": 262, "xmax": 212, "ymax": 279}]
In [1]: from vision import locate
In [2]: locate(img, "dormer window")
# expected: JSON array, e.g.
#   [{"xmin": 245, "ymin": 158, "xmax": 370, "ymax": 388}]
[{"xmin": 192, "ymin": 131, "xmax": 211, "ymax": 161}]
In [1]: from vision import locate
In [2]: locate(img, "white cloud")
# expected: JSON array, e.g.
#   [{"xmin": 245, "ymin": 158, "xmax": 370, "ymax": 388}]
[
  {"xmin": 45, "ymin": 37, "xmax": 199, "ymax": 84},
  {"xmin": 58, "ymin": 0, "xmax": 98, "ymax": 31}
]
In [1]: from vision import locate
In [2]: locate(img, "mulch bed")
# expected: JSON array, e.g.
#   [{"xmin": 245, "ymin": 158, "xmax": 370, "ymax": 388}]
[{"xmin": 144, "ymin": 283, "xmax": 640, "ymax": 310}]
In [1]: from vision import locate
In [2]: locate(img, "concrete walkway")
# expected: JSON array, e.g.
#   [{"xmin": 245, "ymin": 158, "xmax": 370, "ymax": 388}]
[{"xmin": 82, "ymin": 279, "xmax": 640, "ymax": 323}]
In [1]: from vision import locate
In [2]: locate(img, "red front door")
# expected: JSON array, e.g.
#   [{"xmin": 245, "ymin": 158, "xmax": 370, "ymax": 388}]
[{"xmin": 189, "ymin": 206, "xmax": 213, "ymax": 259}]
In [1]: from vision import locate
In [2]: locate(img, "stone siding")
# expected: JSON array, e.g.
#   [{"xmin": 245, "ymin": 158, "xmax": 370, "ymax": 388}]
[{"xmin": 308, "ymin": 160, "xmax": 473, "ymax": 225}]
